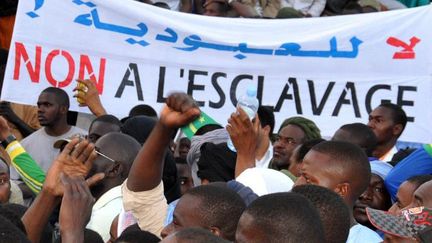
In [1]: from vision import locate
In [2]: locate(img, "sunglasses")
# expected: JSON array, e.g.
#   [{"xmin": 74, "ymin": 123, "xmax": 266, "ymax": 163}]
[{"xmin": 94, "ymin": 147, "xmax": 117, "ymax": 163}]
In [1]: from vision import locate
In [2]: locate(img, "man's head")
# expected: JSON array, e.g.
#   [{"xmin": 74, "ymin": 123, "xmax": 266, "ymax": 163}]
[
  {"xmin": 0, "ymin": 159, "xmax": 11, "ymax": 204},
  {"xmin": 257, "ymin": 106, "xmax": 275, "ymax": 140},
  {"xmin": 161, "ymin": 184, "xmax": 246, "ymax": 241},
  {"xmin": 389, "ymin": 175, "xmax": 432, "ymax": 214},
  {"xmin": 0, "ymin": 214, "xmax": 30, "ymax": 243},
  {"xmin": 288, "ymin": 138, "xmax": 325, "ymax": 177},
  {"xmin": 236, "ymin": 192, "xmax": 324, "ymax": 243},
  {"xmin": 354, "ymin": 161, "xmax": 393, "ymax": 229},
  {"xmin": 402, "ymin": 180, "xmax": 432, "ymax": 210},
  {"xmin": 37, "ymin": 87, "xmax": 70, "ymax": 127},
  {"xmin": 272, "ymin": 116, "xmax": 321, "ymax": 170},
  {"xmin": 203, "ymin": 0, "xmax": 230, "ymax": 17},
  {"xmin": 294, "ymin": 141, "xmax": 371, "ymax": 207},
  {"xmin": 368, "ymin": 103, "xmax": 407, "ymax": 145},
  {"xmin": 332, "ymin": 123, "xmax": 377, "ymax": 157},
  {"xmin": 178, "ymin": 138, "xmax": 191, "ymax": 159},
  {"xmin": 128, "ymin": 104, "xmax": 157, "ymax": 118},
  {"xmin": 88, "ymin": 115, "xmax": 122, "ymax": 144},
  {"xmin": 175, "ymin": 157, "xmax": 193, "ymax": 196},
  {"xmin": 88, "ymin": 132, "xmax": 141, "ymax": 200},
  {"xmin": 161, "ymin": 227, "xmax": 230, "ymax": 243},
  {"xmin": 292, "ymin": 185, "xmax": 351, "ymax": 243}
]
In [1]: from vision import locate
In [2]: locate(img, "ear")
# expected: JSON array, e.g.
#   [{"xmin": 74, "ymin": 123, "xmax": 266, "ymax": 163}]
[
  {"xmin": 209, "ymin": 226, "xmax": 222, "ymax": 237},
  {"xmin": 334, "ymin": 182, "xmax": 350, "ymax": 199},
  {"xmin": 105, "ymin": 162, "xmax": 123, "ymax": 178},
  {"xmin": 262, "ymin": 125, "xmax": 271, "ymax": 136},
  {"xmin": 59, "ymin": 105, "xmax": 68, "ymax": 115},
  {"xmin": 392, "ymin": 124, "xmax": 403, "ymax": 137}
]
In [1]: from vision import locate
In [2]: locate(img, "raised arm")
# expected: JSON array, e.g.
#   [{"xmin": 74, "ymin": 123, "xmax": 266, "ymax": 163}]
[
  {"xmin": 22, "ymin": 138, "xmax": 103, "ymax": 243},
  {"xmin": 127, "ymin": 93, "xmax": 200, "ymax": 192},
  {"xmin": 226, "ymin": 107, "xmax": 260, "ymax": 177},
  {"xmin": 0, "ymin": 102, "xmax": 36, "ymax": 138},
  {"xmin": 0, "ymin": 116, "xmax": 45, "ymax": 193}
]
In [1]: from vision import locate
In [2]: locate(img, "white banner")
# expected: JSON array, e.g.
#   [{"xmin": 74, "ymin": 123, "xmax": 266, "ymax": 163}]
[{"xmin": 2, "ymin": 0, "xmax": 432, "ymax": 143}]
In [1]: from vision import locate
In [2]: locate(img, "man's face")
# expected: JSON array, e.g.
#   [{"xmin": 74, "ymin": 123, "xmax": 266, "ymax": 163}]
[
  {"xmin": 0, "ymin": 160, "xmax": 11, "ymax": 203},
  {"xmin": 87, "ymin": 139, "xmax": 118, "ymax": 200},
  {"xmin": 367, "ymin": 107, "xmax": 396, "ymax": 144},
  {"xmin": 294, "ymin": 150, "xmax": 341, "ymax": 191},
  {"xmin": 402, "ymin": 180, "xmax": 432, "ymax": 210},
  {"xmin": 354, "ymin": 174, "xmax": 391, "ymax": 226},
  {"xmin": 203, "ymin": 2, "xmax": 225, "ymax": 17},
  {"xmin": 288, "ymin": 145, "xmax": 302, "ymax": 177},
  {"xmin": 176, "ymin": 163, "xmax": 193, "ymax": 196},
  {"xmin": 388, "ymin": 181, "xmax": 417, "ymax": 215},
  {"xmin": 88, "ymin": 121, "xmax": 120, "ymax": 144},
  {"xmin": 161, "ymin": 195, "xmax": 205, "ymax": 238},
  {"xmin": 272, "ymin": 125, "xmax": 305, "ymax": 169},
  {"xmin": 235, "ymin": 212, "xmax": 267, "ymax": 243},
  {"xmin": 37, "ymin": 92, "xmax": 63, "ymax": 127}
]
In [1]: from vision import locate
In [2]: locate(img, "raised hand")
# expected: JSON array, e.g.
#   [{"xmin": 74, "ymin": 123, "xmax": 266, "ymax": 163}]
[
  {"xmin": 159, "ymin": 93, "xmax": 200, "ymax": 129},
  {"xmin": 226, "ymin": 107, "xmax": 260, "ymax": 154},
  {"xmin": 59, "ymin": 174, "xmax": 95, "ymax": 243},
  {"xmin": 44, "ymin": 138, "xmax": 104, "ymax": 196},
  {"xmin": 73, "ymin": 79, "xmax": 107, "ymax": 117}
]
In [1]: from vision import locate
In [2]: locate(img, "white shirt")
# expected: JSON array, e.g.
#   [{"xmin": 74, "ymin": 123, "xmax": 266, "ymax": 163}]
[
  {"xmin": 379, "ymin": 146, "xmax": 398, "ymax": 162},
  {"xmin": 255, "ymin": 141, "xmax": 273, "ymax": 169},
  {"xmin": 87, "ymin": 186, "xmax": 123, "ymax": 242},
  {"xmin": 346, "ymin": 224, "xmax": 382, "ymax": 243}
]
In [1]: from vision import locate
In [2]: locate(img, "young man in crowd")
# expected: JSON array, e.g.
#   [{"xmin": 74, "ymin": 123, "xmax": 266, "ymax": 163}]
[
  {"xmin": 388, "ymin": 175, "xmax": 432, "ymax": 214},
  {"xmin": 270, "ymin": 116, "xmax": 321, "ymax": 173},
  {"xmin": 10, "ymin": 87, "xmax": 86, "ymax": 203},
  {"xmin": 368, "ymin": 103, "xmax": 407, "ymax": 161},
  {"xmin": 294, "ymin": 141, "xmax": 383, "ymax": 242}
]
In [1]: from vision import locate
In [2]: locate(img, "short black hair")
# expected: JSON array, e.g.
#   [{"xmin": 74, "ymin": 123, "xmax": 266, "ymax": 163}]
[
  {"xmin": 153, "ymin": 1, "xmax": 171, "ymax": 9},
  {"xmin": 378, "ymin": 103, "xmax": 408, "ymax": 136},
  {"xmin": 0, "ymin": 214, "xmax": 30, "ymax": 243},
  {"xmin": 90, "ymin": 114, "xmax": 121, "ymax": 128},
  {"xmin": 292, "ymin": 185, "xmax": 351, "ymax": 243},
  {"xmin": 0, "ymin": 205, "xmax": 26, "ymax": 234},
  {"xmin": 84, "ymin": 229, "xmax": 104, "ymax": 243},
  {"xmin": 311, "ymin": 141, "xmax": 371, "ymax": 204},
  {"xmin": 185, "ymin": 184, "xmax": 246, "ymax": 241},
  {"xmin": 173, "ymin": 227, "xmax": 230, "ymax": 243},
  {"xmin": 115, "ymin": 228, "xmax": 160, "ymax": 243},
  {"xmin": 333, "ymin": 123, "xmax": 377, "ymax": 157},
  {"xmin": 242, "ymin": 192, "xmax": 324, "ymax": 243},
  {"xmin": 128, "ymin": 104, "xmax": 157, "ymax": 118},
  {"xmin": 257, "ymin": 106, "xmax": 275, "ymax": 137},
  {"xmin": 96, "ymin": 132, "xmax": 142, "ymax": 181},
  {"xmin": 407, "ymin": 175, "xmax": 432, "ymax": 188},
  {"xmin": 41, "ymin": 87, "xmax": 70, "ymax": 109},
  {"xmin": 293, "ymin": 138, "xmax": 325, "ymax": 164}
]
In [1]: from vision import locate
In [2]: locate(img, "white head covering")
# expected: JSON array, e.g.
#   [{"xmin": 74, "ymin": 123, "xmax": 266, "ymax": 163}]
[
  {"xmin": 370, "ymin": 160, "xmax": 393, "ymax": 180},
  {"xmin": 236, "ymin": 168, "xmax": 294, "ymax": 196}
]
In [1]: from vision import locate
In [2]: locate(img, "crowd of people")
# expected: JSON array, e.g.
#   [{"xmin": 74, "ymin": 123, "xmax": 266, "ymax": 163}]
[{"xmin": 1, "ymin": 0, "xmax": 432, "ymax": 243}]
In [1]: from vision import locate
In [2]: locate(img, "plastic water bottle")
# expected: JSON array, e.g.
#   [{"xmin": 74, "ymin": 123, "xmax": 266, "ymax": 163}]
[{"xmin": 227, "ymin": 86, "xmax": 259, "ymax": 152}]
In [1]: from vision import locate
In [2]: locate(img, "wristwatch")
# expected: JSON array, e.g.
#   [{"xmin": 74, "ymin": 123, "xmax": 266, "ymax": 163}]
[{"xmin": 1, "ymin": 134, "xmax": 16, "ymax": 148}]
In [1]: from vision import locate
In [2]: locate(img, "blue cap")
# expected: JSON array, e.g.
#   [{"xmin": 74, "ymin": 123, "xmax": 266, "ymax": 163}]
[{"xmin": 246, "ymin": 86, "xmax": 257, "ymax": 97}]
